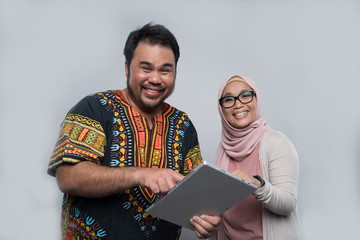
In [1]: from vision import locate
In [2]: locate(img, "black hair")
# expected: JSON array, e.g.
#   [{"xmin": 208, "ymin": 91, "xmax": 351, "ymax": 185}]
[{"xmin": 123, "ymin": 23, "xmax": 180, "ymax": 69}]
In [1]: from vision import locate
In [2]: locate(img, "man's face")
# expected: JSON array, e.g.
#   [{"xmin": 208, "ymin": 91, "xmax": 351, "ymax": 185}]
[{"xmin": 126, "ymin": 41, "xmax": 176, "ymax": 114}]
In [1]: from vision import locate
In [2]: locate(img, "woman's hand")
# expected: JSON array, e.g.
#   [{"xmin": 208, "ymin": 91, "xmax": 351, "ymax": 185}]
[{"xmin": 231, "ymin": 169, "xmax": 262, "ymax": 189}]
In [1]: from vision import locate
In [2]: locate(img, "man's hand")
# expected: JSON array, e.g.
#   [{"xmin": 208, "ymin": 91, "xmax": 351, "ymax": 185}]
[
  {"xmin": 136, "ymin": 168, "xmax": 185, "ymax": 195},
  {"xmin": 190, "ymin": 215, "xmax": 221, "ymax": 239}
]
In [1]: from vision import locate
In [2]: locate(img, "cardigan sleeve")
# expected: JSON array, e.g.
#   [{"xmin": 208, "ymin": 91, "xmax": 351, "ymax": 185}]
[{"xmin": 253, "ymin": 130, "xmax": 299, "ymax": 216}]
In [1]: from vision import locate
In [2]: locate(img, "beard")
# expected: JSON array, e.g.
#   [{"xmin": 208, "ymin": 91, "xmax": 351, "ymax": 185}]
[{"xmin": 126, "ymin": 73, "xmax": 175, "ymax": 114}]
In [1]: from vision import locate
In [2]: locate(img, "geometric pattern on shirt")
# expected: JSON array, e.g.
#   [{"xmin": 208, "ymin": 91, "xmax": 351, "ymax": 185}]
[
  {"xmin": 98, "ymin": 90, "xmax": 201, "ymax": 238},
  {"xmin": 61, "ymin": 195, "xmax": 107, "ymax": 239},
  {"xmin": 49, "ymin": 114, "xmax": 106, "ymax": 171}
]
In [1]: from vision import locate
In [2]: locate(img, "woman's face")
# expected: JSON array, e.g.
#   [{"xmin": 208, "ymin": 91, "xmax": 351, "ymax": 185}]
[{"xmin": 221, "ymin": 81, "xmax": 257, "ymax": 129}]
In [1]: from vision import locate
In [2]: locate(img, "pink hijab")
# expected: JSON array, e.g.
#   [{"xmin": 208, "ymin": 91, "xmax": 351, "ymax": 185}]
[{"xmin": 215, "ymin": 75, "xmax": 270, "ymax": 171}]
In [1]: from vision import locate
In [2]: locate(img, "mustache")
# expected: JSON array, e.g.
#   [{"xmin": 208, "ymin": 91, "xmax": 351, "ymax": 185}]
[{"xmin": 142, "ymin": 83, "xmax": 165, "ymax": 91}]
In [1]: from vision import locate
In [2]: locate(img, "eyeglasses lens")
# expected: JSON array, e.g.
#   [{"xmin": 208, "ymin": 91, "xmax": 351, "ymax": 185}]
[{"xmin": 221, "ymin": 91, "xmax": 254, "ymax": 108}]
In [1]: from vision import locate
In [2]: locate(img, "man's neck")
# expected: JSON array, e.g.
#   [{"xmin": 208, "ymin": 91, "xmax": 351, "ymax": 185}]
[{"xmin": 121, "ymin": 89, "xmax": 162, "ymax": 129}]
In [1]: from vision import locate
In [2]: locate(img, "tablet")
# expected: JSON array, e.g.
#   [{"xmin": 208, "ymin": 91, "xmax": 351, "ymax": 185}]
[{"xmin": 145, "ymin": 161, "xmax": 257, "ymax": 229}]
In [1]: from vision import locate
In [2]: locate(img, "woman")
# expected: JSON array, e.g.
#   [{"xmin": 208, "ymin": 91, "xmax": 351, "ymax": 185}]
[{"xmin": 215, "ymin": 75, "xmax": 301, "ymax": 239}]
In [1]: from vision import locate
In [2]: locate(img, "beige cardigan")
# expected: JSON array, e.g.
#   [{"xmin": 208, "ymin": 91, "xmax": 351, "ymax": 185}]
[
  {"xmin": 254, "ymin": 130, "xmax": 301, "ymax": 240},
  {"xmin": 211, "ymin": 130, "xmax": 301, "ymax": 240}
]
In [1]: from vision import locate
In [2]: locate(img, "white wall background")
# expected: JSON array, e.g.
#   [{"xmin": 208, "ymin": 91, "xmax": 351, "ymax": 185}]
[{"xmin": 1, "ymin": 0, "xmax": 359, "ymax": 239}]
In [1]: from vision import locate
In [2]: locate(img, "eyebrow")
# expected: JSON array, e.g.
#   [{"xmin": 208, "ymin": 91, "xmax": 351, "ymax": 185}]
[
  {"xmin": 139, "ymin": 61, "xmax": 174, "ymax": 68},
  {"xmin": 139, "ymin": 61, "xmax": 152, "ymax": 66},
  {"xmin": 222, "ymin": 93, "xmax": 234, "ymax": 97},
  {"xmin": 162, "ymin": 63, "xmax": 174, "ymax": 68},
  {"xmin": 222, "ymin": 90, "xmax": 252, "ymax": 97}
]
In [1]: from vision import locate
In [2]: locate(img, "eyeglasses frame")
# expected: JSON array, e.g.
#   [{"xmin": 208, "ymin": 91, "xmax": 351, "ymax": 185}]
[{"xmin": 219, "ymin": 90, "xmax": 256, "ymax": 108}]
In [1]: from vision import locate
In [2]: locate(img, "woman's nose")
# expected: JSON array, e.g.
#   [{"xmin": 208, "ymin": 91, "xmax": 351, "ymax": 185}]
[{"xmin": 233, "ymin": 97, "xmax": 244, "ymax": 107}]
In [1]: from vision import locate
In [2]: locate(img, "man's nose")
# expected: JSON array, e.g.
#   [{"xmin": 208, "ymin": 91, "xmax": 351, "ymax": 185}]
[{"xmin": 148, "ymin": 71, "xmax": 161, "ymax": 84}]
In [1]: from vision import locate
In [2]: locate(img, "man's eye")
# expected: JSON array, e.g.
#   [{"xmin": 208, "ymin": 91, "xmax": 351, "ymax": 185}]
[{"xmin": 160, "ymin": 68, "xmax": 171, "ymax": 73}]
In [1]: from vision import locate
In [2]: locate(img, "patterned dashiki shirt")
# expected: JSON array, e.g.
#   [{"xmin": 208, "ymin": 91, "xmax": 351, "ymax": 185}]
[{"xmin": 48, "ymin": 90, "xmax": 203, "ymax": 240}]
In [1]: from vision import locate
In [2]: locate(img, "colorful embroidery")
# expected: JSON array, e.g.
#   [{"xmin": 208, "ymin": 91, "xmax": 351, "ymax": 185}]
[
  {"xmin": 183, "ymin": 145, "xmax": 202, "ymax": 174},
  {"xmin": 48, "ymin": 114, "xmax": 106, "ymax": 173},
  {"xmin": 62, "ymin": 196, "xmax": 107, "ymax": 239},
  {"xmin": 97, "ymin": 90, "xmax": 200, "ymax": 237},
  {"xmin": 62, "ymin": 114, "xmax": 106, "ymax": 156},
  {"xmin": 49, "ymin": 90, "xmax": 202, "ymax": 239},
  {"xmin": 121, "ymin": 188, "xmax": 161, "ymax": 237}
]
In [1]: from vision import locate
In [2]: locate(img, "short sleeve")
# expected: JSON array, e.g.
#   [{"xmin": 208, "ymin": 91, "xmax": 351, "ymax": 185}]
[
  {"xmin": 47, "ymin": 94, "xmax": 108, "ymax": 176},
  {"xmin": 181, "ymin": 116, "xmax": 203, "ymax": 175}
]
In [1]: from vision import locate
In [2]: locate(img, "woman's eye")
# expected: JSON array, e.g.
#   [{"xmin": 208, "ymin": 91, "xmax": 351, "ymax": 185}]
[
  {"xmin": 241, "ymin": 92, "xmax": 251, "ymax": 98},
  {"xmin": 224, "ymin": 97, "xmax": 234, "ymax": 102}
]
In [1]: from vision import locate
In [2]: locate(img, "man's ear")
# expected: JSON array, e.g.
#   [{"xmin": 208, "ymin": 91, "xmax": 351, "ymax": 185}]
[{"xmin": 125, "ymin": 62, "xmax": 129, "ymax": 78}]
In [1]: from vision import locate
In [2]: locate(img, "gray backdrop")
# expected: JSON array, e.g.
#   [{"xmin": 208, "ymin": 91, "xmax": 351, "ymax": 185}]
[{"xmin": 1, "ymin": 0, "xmax": 359, "ymax": 239}]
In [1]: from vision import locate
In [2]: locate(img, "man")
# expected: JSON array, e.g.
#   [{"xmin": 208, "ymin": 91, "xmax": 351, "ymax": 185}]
[{"xmin": 48, "ymin": 23, "xmax": 220, "ymax": 239}]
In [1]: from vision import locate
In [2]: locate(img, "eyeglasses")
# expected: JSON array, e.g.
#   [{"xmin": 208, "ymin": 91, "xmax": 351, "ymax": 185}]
[{"xmin": 219, "ymin": 90, "xmax": 256, "ymax": 108}]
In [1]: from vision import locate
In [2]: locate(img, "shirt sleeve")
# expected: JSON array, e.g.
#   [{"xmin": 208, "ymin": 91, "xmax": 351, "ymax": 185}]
[
  {"xmin": 47, "ymin": 94, "xmax": 108, "ymax": 176},
  {"xmin": 181, "ymin": 116, "xmax": 203, "ymax": 175}
]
